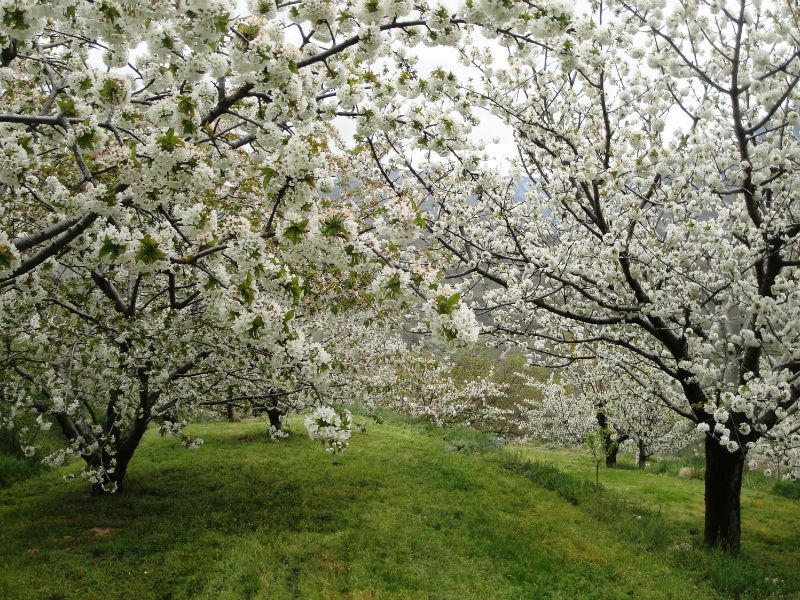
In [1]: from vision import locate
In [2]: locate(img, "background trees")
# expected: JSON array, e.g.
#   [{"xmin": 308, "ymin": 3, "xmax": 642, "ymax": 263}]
[{"xmin": 520, "ymin": 357, "xmax": 694, "ymax": 468}]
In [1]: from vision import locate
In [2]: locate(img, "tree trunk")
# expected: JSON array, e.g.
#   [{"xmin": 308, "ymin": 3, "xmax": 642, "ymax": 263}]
[
  {"xmin": 704, "ymin": 435, "xmax": 745, "ymax": 553},
  {"xmin": 266, "ymin": 407, "xmax": 282, "ymax": 430},
  {"xmin": 226, "ymin": 403, "xmax": 240, "ymax": 422},
  {"xmin": 605, "ymin": 443, "xmax": 619, "ymax": 467},
  {"xmin": 637, "ymin": 440, "xmax": 647, "ymax": 469},
  {"xmin": 91, "ymin": 472, "xmax": 120, "ymax": 496},
  {"xmin": 89, "ymin": 450, "xmax": 127, "ymax": 495},
  {"xmin": 89, "ymin": 416, "xmax": 149, "ymax": 495},
  {"xmin": 596, "ymin": 411, "xmax": 618, "ymax": 467}
]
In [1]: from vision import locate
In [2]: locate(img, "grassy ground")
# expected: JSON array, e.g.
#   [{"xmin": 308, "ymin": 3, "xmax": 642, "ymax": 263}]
[
  {"xmin": 0, "ymin": 418, "xmax": 798, "ymax": 600},
  {"xmin": 508, "ymin": 444, "xmax": 800, "ymax": 599}
]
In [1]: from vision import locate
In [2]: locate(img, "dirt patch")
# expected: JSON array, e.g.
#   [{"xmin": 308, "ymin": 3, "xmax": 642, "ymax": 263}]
[{"xmin": 88, "ymin": 527, "xmax": 113, "ymax": 538}]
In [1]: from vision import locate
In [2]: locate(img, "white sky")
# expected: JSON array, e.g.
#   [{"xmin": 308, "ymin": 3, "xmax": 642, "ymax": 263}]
[
  {"xmin": 304, "ymin": 0, "xmax": 518, "ymax": 167},
  {"xmin": 332, "ymin": 39, "xmax": 517, "ymax": 168}
]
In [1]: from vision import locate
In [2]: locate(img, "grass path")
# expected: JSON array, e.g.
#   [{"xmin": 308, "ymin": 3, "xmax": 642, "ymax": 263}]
[{"xmin": 0, "ymin": 419, "xmax": 797, "ymax": 599}]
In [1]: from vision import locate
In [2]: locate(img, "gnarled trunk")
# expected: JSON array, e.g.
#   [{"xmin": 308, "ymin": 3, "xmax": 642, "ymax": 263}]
[
  {"xmin": 704, "ymin": 435, "xmax": 744, "ymax": 553},
  {"xmin": 596, "ymin": 411, "xmax": 619, "ymax": 467},
  {"xmin": 266, "ymin": 407, "xmax": 282, "ymax": 430},
  {"xmin": 89, "ymin": 448, "xmax": 135, "ymax": 496},
  {"xmin": 605, "ymin": 441, "xmax": 619, "ymax": 467},
  {"xmin": 89, "ymin": 405, "xmax": 150, "ymax": 495}
]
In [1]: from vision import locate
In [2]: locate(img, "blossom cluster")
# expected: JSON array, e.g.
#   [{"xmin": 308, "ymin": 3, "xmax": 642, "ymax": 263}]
[{"xmin": 304, "ymin": 406, "xmax": 353, "ymax": 454}]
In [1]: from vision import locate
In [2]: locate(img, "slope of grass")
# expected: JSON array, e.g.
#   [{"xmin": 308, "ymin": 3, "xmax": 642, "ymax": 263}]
[
  {"xmin": 0, "ymin": 454, "xmax": 45, "ymax": 489},
  {"xmin": 513, "ymin": 444, "xmax": 800, "ymax": 598},
  {"xmin": 0, "ymin": 417, "xmax": 62, "ymax": 488},
  {"xmin": 0, "ymin": 418, "xmax": 797, "ymax": 599}
]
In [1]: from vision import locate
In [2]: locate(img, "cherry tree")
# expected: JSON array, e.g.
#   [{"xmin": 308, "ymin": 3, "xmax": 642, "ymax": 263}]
[
  {"xmin": 369, "ymin": 343, "xmax": 511, "ymax": 430},
  {"xmin": 520, "ymin": 357, "xmax": 694, "ymax": 467},
  {"xmin": 0, "ymin": 0, "xmax": 482, "ymax": 493},
  {"xmin": 317, "ymin": 308, "xmax": 508, "ymax": 431},
  {"xmin": 469, "ymin": 0, "xmax": 797, "ymax": 552},
  {"xmin": 366, "ymin": 0, "xmax": 800, "ymax": 552}
]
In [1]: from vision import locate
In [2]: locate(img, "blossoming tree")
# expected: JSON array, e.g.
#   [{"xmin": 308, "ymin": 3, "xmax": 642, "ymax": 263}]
[
  {"xmin": 369, "ymin": 0, "xmax": 800, "ymax": 552},
  {"xmin": 520, "ymin": 357, "xmax": 694, "ymax": 467},
  {"xmin": 0, "ymin": 0, "xmax": 482, "ymax": 492}
]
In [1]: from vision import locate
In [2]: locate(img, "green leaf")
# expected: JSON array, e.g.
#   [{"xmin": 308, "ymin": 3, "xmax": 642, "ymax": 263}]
[
  {"xmin": 134, "ymin": 235, "xmax": 166, "ymax": 265},
  {"xmin": 345, "ymin": 244, "xmax": 365, "ymax": 267},
  {"xmin": 99, "ymin": 2, "xmax": 121, "ymax": 21},
  {"xmin": 435, "ymin": 292, "xmax": 460, "ymax": 316},
  {"xmin": 98, "ymin": 236, "xmax": 126, "ymax": 260},
  {"xmin": 385, "ymin": 274, "xmax": 402, "ymax": 300},
  {"xmin": 214, "ymin": 12, "xmax": 230, "ymax": 33},
  {"xmin": 238, "ymin": 273, "xmax": 256, "ymax": 306},
  {"xmin": 249, "ymin": 315, "xmax": 264, "ymax": 339},
  {"xmin": 553, "ymin": 12, "xmax": 571, "ymax": 29},
  {"xmin": 0, "ymin": 244, "xmax": 15, "ymax": 269},
  {"xmin": 261, "ymin": 166, "xmax": 278, "ymax": 188},
  {"xmin": 177, "ymin": 95, "xmax": 196, "ymax": 116},
  {"xmin": 17, "ymin": 136, "xmax": 33, "ymax": 155},
  {"xmin": 283, "ymin": 219, "xmax": 309, "ymax": 244},
  {"xmin": 237, "ymin": 23, "xmax": 260, "ymax": 40},
  {"xmin": 57, "ymin": 96, "xmax": 78, "ymax": 118},
  {"xmin": 285, "ymin": 276, "xmax": 303, "ymax": 304},
  {"xmin": 321, "ymin": 215, "xmax": 348, "ymax": 240},
  {"xmin": 76, "ymin": 130, "xmax": 98, "ymax": 150},
  {"xmin": 100, "ymin": 79, "xmax": 125, "ymax": 104},
  {"xmin": 127, "ymin": 140, "xmax": 141, "ymax": 168},
  {"xmin": 157, "ymin": 128, "xmax": 183, "ymax": 152},
  {"xmin": 181, "ymin": 119, "xmax": 197, "ymax": 135}
]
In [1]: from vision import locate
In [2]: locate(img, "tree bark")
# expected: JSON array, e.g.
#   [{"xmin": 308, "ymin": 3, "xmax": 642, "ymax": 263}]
[
  {"xmin": 596, "ymin": 411, "xmax": 619, "ymax": 467},
  {"xmin": 226, "ymin": 403, "xmax": 240, "ymax": 422},
  {"xmin": 605, "ymin": 442, "xmax": 619, "ymax": 467},
  {"xmin": 89, "ymin": 449, "xmax": 126, "ymax": 496},
  {"xmin": 637, "ymin": 440, "xmax": 647, "ymax": 469},
  {"xmin": 90, "ymin": 463, "xmax": 120, "ymax": 496},
  {"xmin": 1, "ymin": 40, "xmax": 16, "ymax": 67},
  {"xmin": 89, "ymin": 405, "xmax": 150, "ymax": 495},
  {"xmin": 266, "ymin": 407, "xmax": 282, "ymax": 431},
  {"xmin": 704, "ymin": 435, "xmax": 745, "ymax": 553}
]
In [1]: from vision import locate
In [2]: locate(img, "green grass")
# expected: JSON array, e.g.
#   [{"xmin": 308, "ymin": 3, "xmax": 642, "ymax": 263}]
[
  {"xmin": 0, "ymin": 420, "xmax": 58, "ymax": 488},
  {"xmin": 0, "ymin": 454, "xmax": 46, "ymax": 489},
  {"xmin": 513, "ymin": 443, "xmax": 800, "ymax": 598},
  {"xmin": 0, "ymin": 418, "xmax": 798, "ymax": 599}
]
